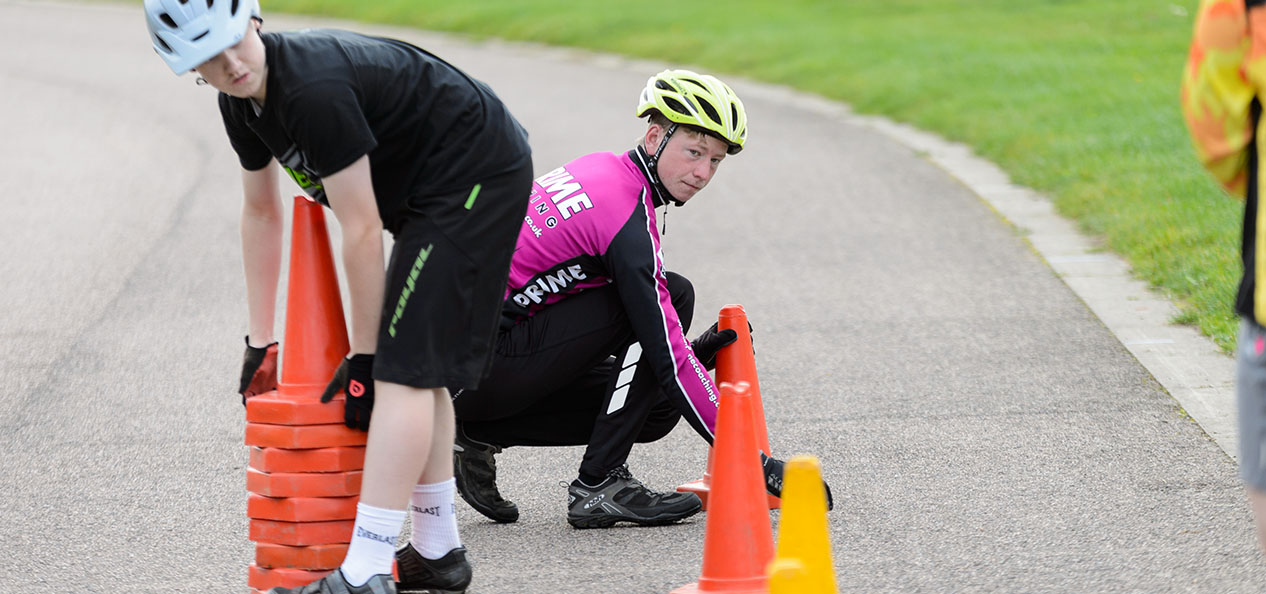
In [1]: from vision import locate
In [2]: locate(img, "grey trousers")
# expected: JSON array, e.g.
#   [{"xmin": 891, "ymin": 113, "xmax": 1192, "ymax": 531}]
[{"xmin": 1238, "ymin": 318, "xmax": 1266, "ymax": 490}]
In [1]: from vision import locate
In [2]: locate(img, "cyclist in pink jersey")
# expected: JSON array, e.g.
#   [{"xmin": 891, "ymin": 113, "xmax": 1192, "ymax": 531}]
[{"xmin": 450, "ymin": 70, "xmax": 831, "ymax": 528}]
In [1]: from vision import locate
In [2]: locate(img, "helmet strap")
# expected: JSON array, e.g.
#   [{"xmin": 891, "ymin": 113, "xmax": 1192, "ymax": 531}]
[{"xmin": 646, "ymin": 123, "xmax": 683, "ymax": 207}]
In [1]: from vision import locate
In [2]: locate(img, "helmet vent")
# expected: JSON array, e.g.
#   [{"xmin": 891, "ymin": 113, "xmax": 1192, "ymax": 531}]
[
  {"xmin": 655, "ymin": 80, "xmax": 675, "ymax": 91},
  {"xmin": 663, "ymin": 97, "xmax": 692, "ymax": 117},
  {"xmin": 155, "ymin": 36, "xmax": 173, "ymax": 53},
  {"xmin": 682, "ymin": 78, "xmax": 707, "ymax": 91},
  {"xmin": 192, "ymin": 31, "xmax": 209, "ymax": 42},
  {"xmin": 697, "ymin": 100, "xmax": 721, "ymax": 125},
  {"xmin": 159, "ymin": 13, "xmax": 177, "ymax": 28},
  {"xmin": 231, "ymin": 0, "xmax": 240, "ymax": 15}
]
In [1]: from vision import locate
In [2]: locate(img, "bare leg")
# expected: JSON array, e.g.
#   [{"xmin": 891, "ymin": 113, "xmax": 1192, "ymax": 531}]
[
  {"xmin": 421, "ymin": 387, "xmax": 455, "ymax": 484},
  {"xmin": 331, "ymin": 382, "xmax": 452, "ymax": 588},
  {"xmin": 1250, "ymin": 487, "xmax": 1266, "ymax": 556},
  {"xmin": 359, "ymin": 382, "xmax": 449, "ymax": 508}
]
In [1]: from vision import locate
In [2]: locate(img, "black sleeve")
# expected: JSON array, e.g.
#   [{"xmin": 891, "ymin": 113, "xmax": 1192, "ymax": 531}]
[
  {"xmin": 602, "ymin": 193, "xmax": 719, "ymax": 443},
  {"xmin": 281, "ymin": 81, "xmax": 379, "ymax": 177},
  {"xmin": 218, "ymin": 93, "xmax": 273, "ymax": 171}
]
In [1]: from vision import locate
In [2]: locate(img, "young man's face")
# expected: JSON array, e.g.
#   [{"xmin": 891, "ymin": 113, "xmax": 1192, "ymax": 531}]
[
  {"xmin": 193, "ymin": 20, "xmax": 267, "ymax": 101},
  {"xmin": 646, "ymin": 125, "xmax": 729, "ymax": 204}
]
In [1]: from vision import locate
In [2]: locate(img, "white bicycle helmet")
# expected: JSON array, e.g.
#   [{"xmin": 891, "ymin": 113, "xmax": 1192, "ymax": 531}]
[{"xmin": 144, "ymin": 0, "xmax": 261, "ymax": 74}]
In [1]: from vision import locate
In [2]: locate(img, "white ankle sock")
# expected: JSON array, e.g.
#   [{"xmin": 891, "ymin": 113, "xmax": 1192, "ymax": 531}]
[
  {"xmin": 340, "ymin": 502, "xmax": 406, "ymax": 586},
  {"xmin": 410, "ymin": 479, "xmax": 462, "ymax": 559}
]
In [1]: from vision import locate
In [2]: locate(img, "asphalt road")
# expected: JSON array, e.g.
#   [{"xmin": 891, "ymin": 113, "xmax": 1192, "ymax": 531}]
[{"xmin": 2, "ymin": 1, "xmax": 1263, "ymax": 592}]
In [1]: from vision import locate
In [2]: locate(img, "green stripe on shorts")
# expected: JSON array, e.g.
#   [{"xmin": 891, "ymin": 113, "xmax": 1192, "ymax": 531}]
[{"xmin": 464, "ymin": 184, "xmax": 482, "ymax": 210}]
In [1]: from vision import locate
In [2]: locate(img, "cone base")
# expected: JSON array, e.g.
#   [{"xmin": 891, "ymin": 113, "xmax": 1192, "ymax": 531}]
[
  {"xmin": 245, "ymin": 423, "xmax": 367, "ymax": 449},
  {"xmin": 670, "ymin": 576, "xmax": 770, "ymax": 594},
  {"xmin": 256, "ymin": 543, "xmax": 349, "ymax": 570},
  {"xmin": 676, "ymin": 484, "xmax": 781, "ymax": 511},
  {"xmin": 246, "ymin": 393, "xmax": 346, "ymax": 425},
  {"xmin": 249, "ymin": 518, "xmax": 355, "ymax": 546},
  {"xmin": 249, "ymin": 446, "xmax": 366, "ymax": 473},
  {"xmin": 247, "ymin": 494, "xmax": 359, "ymax": 521},
  {"xmin": 248, "ymin": 565, "xmax": 332, "ymax": 590},
  {"xmin": 278, "ymin": 382, "xmax": 332, "ymax": 400},
  {"xmin": 246, "ymin": 468, "xmax": 363, "ymax": 498},
  {"xmin": 677, "ymin": 479, "xmax": 709, "ymax": 495}
]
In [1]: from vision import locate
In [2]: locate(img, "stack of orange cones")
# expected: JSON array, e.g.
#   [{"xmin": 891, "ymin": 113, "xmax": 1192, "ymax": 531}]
[
  {"xmin": 243, "ymin": 197, "xmax": 367, "ymax": 593},
  {"xmin": 766, "ymin": 456, "xmax": 837, "ymax": 593},
  {"xmin": 678, "ymin": 304, "xmax": 780, "ymax": 510},
  {"xmin": 672, "ymin": 381, "xmax": 775, "ymax": 594}
]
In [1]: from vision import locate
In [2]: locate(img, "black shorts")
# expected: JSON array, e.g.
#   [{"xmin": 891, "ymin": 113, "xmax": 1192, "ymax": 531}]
[{"xmin": 374, "ymin": 162, "xmax": 532, "ymax": 389}]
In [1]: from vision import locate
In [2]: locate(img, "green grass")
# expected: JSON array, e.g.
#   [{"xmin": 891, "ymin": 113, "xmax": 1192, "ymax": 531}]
[{"xmin": 264, "ymin": 0, "xmax": 1243, "ymax": 351}]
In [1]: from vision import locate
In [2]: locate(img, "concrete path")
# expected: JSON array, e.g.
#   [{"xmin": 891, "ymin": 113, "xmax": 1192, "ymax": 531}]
[{"xmin": 0, "ymin": 1, "xmax": 1261, "ymax": 592}]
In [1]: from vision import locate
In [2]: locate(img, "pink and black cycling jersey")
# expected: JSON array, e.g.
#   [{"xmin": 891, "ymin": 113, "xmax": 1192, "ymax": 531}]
[{"xmin": 502, "ymin": 149, "xmax": 721, "ymax": 439}]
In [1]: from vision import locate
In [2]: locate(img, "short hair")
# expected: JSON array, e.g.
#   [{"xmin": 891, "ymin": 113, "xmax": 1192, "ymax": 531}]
[{"xmin": 642, "ymin": 110, "xmax": 711, "ymax": 150}]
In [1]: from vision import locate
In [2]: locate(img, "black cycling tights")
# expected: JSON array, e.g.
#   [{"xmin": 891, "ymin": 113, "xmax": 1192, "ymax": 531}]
[{"xmin": 452, "ymin": 272, "xmax": 697, "ymax": 479}]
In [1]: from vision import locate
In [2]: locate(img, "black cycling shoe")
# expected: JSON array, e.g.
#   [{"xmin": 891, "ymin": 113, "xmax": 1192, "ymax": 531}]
[
  {"xmin": 566, "ymin": 464, "xmax": 702, "ymax": 529},
  {"xmin": 761, "ymin": 452, "xmax": 834, "ymax": 511},
  {"xmin": 453, "ymin": 425, "xmax": 519, "ymax": 523},
  {"xmin": 395, "ymin": 544, "xmax": 472, "ymax": 594},
  {"xmin": 268, "ymin": 570, "xmax": 395, "ymax": 594}
]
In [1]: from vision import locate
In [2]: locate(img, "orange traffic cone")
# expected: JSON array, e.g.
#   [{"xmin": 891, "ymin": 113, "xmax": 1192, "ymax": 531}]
[
  {"xmin": 678, "ymin": 305, "xmax": 779, "ymax": 510},
  {"xmin": 279, "ymin": 196, "xmax": 350, "ymax": 396},
  {"xmin": 672, "ymin": 381, "xmax": 774, "ymax": 594},
  {"xmin": 243, "ymin": 196, "xmax": 363, "ymax": 592},
  {"xmin": 716, "ymin": 305, "xmax": 771, "ymax": 455},
  {"xmin": 245, "ymin": 195, "xmax": 352, "ymax": 422},
  {"xmin": 676, "ymin": 448, "xmax": 716, "ymax": 506}
]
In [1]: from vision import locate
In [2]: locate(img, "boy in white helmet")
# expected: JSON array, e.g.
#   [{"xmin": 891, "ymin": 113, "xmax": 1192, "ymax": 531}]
[
  {"xmin": 143, "ymin": 0, "xmax": 532, "ymax": 592},
  {"xmin": 448, "ymin": 70, "xmax": 832, "ymax": 528}
]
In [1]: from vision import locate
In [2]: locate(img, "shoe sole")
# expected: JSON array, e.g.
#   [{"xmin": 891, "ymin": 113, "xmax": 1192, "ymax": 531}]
[
  {"xmin": 566, "ymin": 499, "xmax": 703, "ymax": 529},
  {"xmin": 397, "ymin": 586, "xmax": 467, "ymax": 594},
  {"xmin": 453, "ymin": 484, "xmax": 519, "ymax": 523}
]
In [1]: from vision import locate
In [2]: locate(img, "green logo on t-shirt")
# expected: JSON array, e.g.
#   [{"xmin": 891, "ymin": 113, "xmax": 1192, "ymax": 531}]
[{"xmin": 283, "ymin": 165, "xmax": 324, "ymax": 196}]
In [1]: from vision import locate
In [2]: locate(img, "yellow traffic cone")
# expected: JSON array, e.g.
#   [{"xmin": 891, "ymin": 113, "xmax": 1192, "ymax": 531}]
[
  {"xmin": 767, "ymin": 456, "xmax": 837, "ymax": 593},
  {"xmin": 767, "ymin": 559, "xmax": 809, "ymax": 594}
]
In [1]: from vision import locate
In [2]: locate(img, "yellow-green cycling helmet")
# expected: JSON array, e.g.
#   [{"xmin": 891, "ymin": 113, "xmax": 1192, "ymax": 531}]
[{"xmin": 636, "ymin": 69, "xmax": 747, "ymax": 154}]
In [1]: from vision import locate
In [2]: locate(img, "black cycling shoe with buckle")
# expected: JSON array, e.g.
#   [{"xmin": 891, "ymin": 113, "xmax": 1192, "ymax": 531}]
[
  {"xmin": 267, "ymin": 570, "xmax": 395, "ymax": 594},
  {"xmin": 395, "ymin": 544, "xmax": 472, "ymax": 594},
  {"xmin": 566, "ymin": 464, "xmax": 702, "ymax": 529},
  {"xmin": 453, "ymin": 424, "xmax": 519, "ymax": 523}
]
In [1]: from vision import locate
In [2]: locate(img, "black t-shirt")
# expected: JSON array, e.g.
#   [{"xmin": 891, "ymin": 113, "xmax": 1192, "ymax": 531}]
[{"xmin": 219, "ymin": 29, "xmax": 531, "ymax": 231}]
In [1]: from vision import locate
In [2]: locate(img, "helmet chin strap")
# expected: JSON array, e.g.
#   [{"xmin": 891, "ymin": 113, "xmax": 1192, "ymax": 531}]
[{"xmin": 645, "ymin": 123, "xmax": 683, "ymax": 207}]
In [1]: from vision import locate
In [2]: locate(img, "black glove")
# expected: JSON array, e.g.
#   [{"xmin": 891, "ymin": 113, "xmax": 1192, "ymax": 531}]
[
  {"xmin": 761, "ymin": 451, "xmax": 834, "ymax": 511},
  {"xmin": 238, "ymin": 337, "xmax": 278, "ymax": 405},
  {"xmin": 320, "ymin": 354, "xmax": 376, "ymax": 431},
  {"xmin": 690, "ymin": 322, "xmax": 738, "ymax": 371}
]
